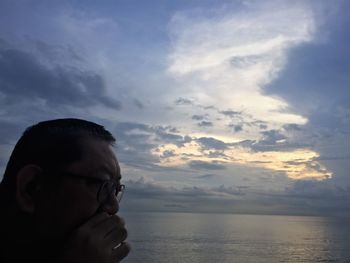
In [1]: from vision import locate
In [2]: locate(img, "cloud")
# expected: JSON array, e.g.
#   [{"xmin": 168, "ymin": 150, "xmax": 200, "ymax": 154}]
[
  {"xmin": 197, "ymin": 121, "xmax": 213, "ymax": 127},
  {"xmin": 229, "ymin": 124, "xmax": 243, "ymax": 132},
  {"xmin": 154, "ymin": 130, "xmax": 331, "ymax": 181},
  {"xmin": 188, "ymin": 160, "xmax": 226, "ymax": 170},
  {"xmin": 123, "ymin": 177, "xmax": 244, "ymax": 203},
  {"xmin": 260, "ymin": 129, "xmax": 286, "ymax": 143},
  {"xmin": 161, "ymin": 150, "xmax": 176, "ymax": 158},
  {"xmin": 122, "ymin": 177, "xmax": 350, "ymax": 216},
  {"xmin": 154, "ymin": 126, "xmax": 192, "ymax": 147},
  {"xmin": 283, "ymin": 123, "xmax": 302, "ymax": 131},
  {"xmin": 192, "ymin": 114, "xmax": 206, "ymax": 120},
  {"xmin": 0, "ymin": 45, "xmax": 121, "ymax": 110},
  {"xmin": 220, "ymin": 110, "xmax": 241, "ymax": 118},
  {"xmin": 174, "ymin": 97, "xmax": 194, "ymax": 105},
  {"xmin": 112, "ymin": 121, "xmax": 194, "ymax": 170},
  {"xmin": 133, "ymin": 99, "xmax": 144, "ymax": 109},
  {"xmin": 168, "ymin": 1, "xmax": 315, "ymax": 130},
  {"xmin": 259, "ymin": 123, "xmax": 268, "ymax": 130},
  {"xmin": 196, "ymin": 137, "xmax": 228, "ymax": 150},
  {"xmin": 265, "ymin": 1, "xmax": 350, "ymax": 116},
  {"xmin": 195, "ymin": 174, "xmax": 215, "ymax": 179}
]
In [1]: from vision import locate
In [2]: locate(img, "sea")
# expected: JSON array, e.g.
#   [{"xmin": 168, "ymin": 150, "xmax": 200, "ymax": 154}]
[{"xmin": 122, "ymin": 212, "xmax": 350, "ymax": 263}]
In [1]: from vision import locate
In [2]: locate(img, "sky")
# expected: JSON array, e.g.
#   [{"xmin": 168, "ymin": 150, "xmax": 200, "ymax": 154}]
[{"xmin": 1, "ymin": 0, "xmax": 350, "ymax": 216}]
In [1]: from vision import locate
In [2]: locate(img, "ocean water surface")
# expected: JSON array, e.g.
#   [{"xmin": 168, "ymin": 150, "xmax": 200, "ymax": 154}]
[{"xmin": 122, "ymin": 212, "xmax": 350, "ymax": 263}]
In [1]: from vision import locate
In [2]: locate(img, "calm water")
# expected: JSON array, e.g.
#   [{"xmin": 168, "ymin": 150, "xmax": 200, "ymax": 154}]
[{"xmin": 122, "ymin": 212, "xmax": 350, "ymax": 263}]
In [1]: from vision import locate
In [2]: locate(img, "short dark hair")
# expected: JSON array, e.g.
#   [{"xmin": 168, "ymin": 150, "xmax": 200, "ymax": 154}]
[{"xmin": 1, "ymin": 118, "xmax": 115, "ymax": 191}]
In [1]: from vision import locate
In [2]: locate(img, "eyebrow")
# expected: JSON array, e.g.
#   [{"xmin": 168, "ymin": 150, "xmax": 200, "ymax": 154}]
[{"xmin": 95, "ymin": 166, "xmax": 121, "ymax": 181}]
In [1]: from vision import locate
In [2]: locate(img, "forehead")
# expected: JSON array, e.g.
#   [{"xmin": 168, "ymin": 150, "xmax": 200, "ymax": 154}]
[{"xmin": 67, "ymin": 138, "xmax": 120, "ymax": 178}]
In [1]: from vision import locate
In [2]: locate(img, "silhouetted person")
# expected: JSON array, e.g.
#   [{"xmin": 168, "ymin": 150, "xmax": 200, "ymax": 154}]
[{"xmin": 0, "ymin": 118, "xmax": 130, "ymax": 262}]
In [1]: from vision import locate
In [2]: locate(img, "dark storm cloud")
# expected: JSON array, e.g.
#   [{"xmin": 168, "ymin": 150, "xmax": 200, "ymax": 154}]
[
  {"xmin": 124, "ymin": 179, "xmax": 245, "ymax": 212},
  {"xmin": 125, "ymin": 178, "xmax": 244, "ymax": 202},
  {"xmin": 250, "ymin": 130, "xmax": 295, "ymax": 152},
  {"xmin": 220, "ymin": 110, "xmax": 241, "ymax": 117},
  {"xmin": 231, "ymin": 129, "xmax": 285, "ymax": 152},
  {"xmin": 229, "ymin": 124, "xmax": 243, "ymax": 132},
  {"xmin": 133, "ymin": 99, "xmax": 144, "ymax": 109},
  {"xmin": 196, "ymin": 137, "xmax": 228, "ymax": 150},
  {"xmin": 160, "ymin": 150, "xmax": 176, "ymax": 158},
  {"xmin": 231, "ymin": 139, "xmax": 256, "ymax": 148},
  {"xmin": 259, "ymin": 124, "xmax": 268, "ymax": 130},
  {"xmin": 214, "ymin": 184, "xmax": 246, "ymax": 196},
  {"xmin": 195, "ymin": 174, "xmax": 215, "ymax": 179},
  {"xmin": 0, "ymin": 46, "xmax": 121, "ymax": 110},
  {"xmin": 260, "ymin": 130, "xmax": 286, "ymax": 143},
  {"xmin": 227, "ymin": 130, "xmax": 312, "ymax": 153},
  {"xmin": 174, "ymin": 97, "xmax": 193, "ymax": 105},
  {"xmin": 283, "ymin": 123, "xmax": 302, "ymax": 131},
  {"xmin": 192, "ymin": 114, "xmax": 205, "ymax": 120},
  {"xmin": 283, "ymin": 160, "xmax": 306, "ymax": 166},
  {"xmin": 121, "ymin": 179, "xmax": 324, "ymax": 215},
  {"xmin": 197, "ymin": 121, "xmax": 213, "ymax": 127},
  {"xmin": 121, "ymin": 177, "xmax": 350, "ymax": 216},
  {"xmin": 266, "ymin": 2, "xmax": 350, "ymax": 130},
  {"xmin": 154, "ymin": 126, "xmax": 192, "ymax": 147},
  {"xmin": 188, "ymin": 160, "xmax": 226, "ymax": 170},
  {"xmin": 201, "ymin": 105, "xmax": 217, "ymax": 110},
  {"xmin": 283, "ymin": 180, "xmax": 350, "ymax": 216},
  {"xmin": 207, "ymin": 151, "xmax": 227, "ymax": 159}
]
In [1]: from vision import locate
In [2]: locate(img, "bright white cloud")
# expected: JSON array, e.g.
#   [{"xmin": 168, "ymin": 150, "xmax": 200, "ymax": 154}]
[{"xmin": 168, "ymin": 1, "xmax": 314, "ymax": 130}]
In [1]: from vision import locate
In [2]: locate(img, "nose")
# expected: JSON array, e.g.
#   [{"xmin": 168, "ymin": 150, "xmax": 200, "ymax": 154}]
[{"xmin": 102, "ymin": 196, "xmax": 119, "ymax": 215}]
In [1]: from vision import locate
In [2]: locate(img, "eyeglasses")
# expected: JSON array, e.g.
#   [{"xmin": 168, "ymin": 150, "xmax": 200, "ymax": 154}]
[{"xmin": 49, "ymin": 171, "xmax": 125, "ymax": 204}]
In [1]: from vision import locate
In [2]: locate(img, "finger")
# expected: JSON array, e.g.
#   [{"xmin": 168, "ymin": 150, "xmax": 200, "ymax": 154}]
[
  {"xmin": 83, "ymin": 212, "xmax": 110, "ymax": 229},
  {"xmin": 95, "ymin": 214, "xmax": 124, "ymax": 227},
  {"xmin": 100, "ymin": 216, "xmax": 124, "ymax": 231},
  {"xmin": 105, "ymin": 225, "xmax": 128, "ymax": 245},
  {"xmin": 112, "ymin": 242, "xmax": 131, "ymax": 262},
  {"xmin": 93, "ymin": 214, "xmax": 125, "ymax": 234},
  {"xmin": 111, "ymin": 215, "xmax": 125, "ymax": 226}
]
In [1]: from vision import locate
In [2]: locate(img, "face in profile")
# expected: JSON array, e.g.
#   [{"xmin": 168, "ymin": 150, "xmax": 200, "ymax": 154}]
[{"xmin": 33, "ymin": 137, "xmax": 121, "ymax": 240}]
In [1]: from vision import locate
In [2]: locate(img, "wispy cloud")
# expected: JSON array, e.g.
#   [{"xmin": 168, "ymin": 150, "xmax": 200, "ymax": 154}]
[{"xmin": 168, "ymin": 2, "xmax": 313, "ymax": 127}]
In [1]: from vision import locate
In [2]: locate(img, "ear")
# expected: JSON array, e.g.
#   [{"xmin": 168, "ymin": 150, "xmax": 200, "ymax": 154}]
[{"xmin": 16, "ymin": 165, "xmax": 43, "ymax": 213}]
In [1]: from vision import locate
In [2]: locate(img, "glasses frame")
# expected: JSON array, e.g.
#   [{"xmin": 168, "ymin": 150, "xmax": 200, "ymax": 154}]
[{"xmin": 48, "ymin": 170, "xmax": 125, "ymax": 204}]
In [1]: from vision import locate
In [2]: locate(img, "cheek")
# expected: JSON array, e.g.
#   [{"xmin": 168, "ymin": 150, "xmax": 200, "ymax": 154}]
[
  {"xmin": 58, "ymin": 186, "xmax": 100, "ymax": 234},
  {"xmin": 36, "ymin": 183, "xmax": 100, "ymax": 239}
]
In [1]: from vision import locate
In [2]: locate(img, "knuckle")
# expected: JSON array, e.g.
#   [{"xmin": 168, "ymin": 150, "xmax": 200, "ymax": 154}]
[
  {"xmin": 111, "ymin": 215, "xmax": 125, "ymax": 225},
  {"xmin": 120, "ymin": 227, "xmax": 128, "ymax": 240},
  {"xmin": 121, "ymin": 242, "xmax": 131, "ymax": 256},
  {"xmin": 114, "ymin": 242, "xmax": 131, "ymax": 260}
]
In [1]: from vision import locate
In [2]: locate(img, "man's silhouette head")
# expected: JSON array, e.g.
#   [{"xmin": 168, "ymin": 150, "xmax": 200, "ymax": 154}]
[
  {"xmin": 2, "ymin": 118, "xmax": 115, "ymax": 192},
  {"xmin": 0, "ymin": 118, "xmax": 122, "ymax": 242}
]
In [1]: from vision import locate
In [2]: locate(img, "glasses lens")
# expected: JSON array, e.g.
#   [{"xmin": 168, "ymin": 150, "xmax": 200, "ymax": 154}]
[
  {"xmin": 117, "ymin": 185, "xmax": 125, "ymax": 202},
  {"xmin": 97, "ymin": 181, "xmax": 124, "ymax": 204}
]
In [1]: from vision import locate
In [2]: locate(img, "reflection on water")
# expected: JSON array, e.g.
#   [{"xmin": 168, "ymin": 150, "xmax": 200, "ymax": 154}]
[{"xmin": 122, "ymin": 212, "xmax": 350, "ymax": 263}]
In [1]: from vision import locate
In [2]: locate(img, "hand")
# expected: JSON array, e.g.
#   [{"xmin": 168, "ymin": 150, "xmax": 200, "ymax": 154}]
[{"xmin": 56, "ymin": 212, "xmax": 131, "ymax": 263}]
